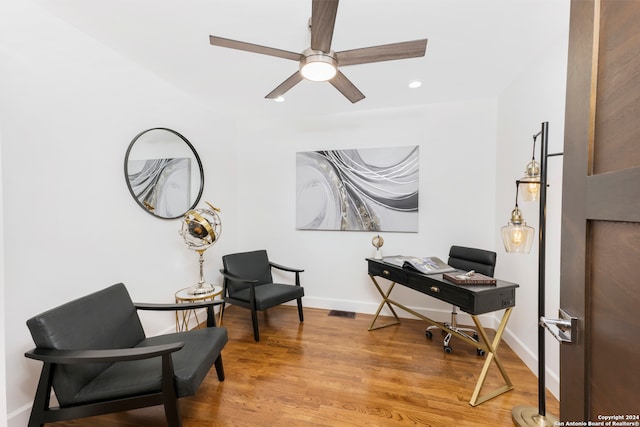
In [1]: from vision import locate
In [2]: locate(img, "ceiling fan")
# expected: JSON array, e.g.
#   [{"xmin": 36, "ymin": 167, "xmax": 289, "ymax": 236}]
[{"xmin": 209, "ymin": 0, "xmax": 428, "ymax": 103}]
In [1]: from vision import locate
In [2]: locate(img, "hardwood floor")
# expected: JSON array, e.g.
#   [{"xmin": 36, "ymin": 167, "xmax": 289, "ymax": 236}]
[{"xmin": 48, "ymin": 305, "xmax": 558, "ymax": 426}]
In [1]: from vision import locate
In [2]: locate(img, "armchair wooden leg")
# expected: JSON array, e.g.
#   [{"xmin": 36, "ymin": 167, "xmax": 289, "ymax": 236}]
[
  {"xmin": 296, "ymin": 298, "xmax": 304, "ymax": 322},
  {"xmin": 28, "ymin": 363, "xmax": 54, "ymax": 427},
  {"xmin": 214, "ymin": 354, "xmax": 225, "ymax": 381},
  {"xmin": 251, "ymin": 307, "xmax": 260, "ymax": 342},
  {"xmin": 163, "ymin": 398, "xmax": 181, "ymax": 427},
  {"xmin": 161, "ymin": 354, "xmax": 182, "ymax": 427}
]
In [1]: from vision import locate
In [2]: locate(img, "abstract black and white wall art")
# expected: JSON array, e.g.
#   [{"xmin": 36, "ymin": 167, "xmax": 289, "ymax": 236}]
[
  {"xmin": 296, "ymin": 146, "xmax": 419, "ymax": 232},
  {"xmin": 127, "ymin": 157, "xmax": 191, "ymax": 218}
]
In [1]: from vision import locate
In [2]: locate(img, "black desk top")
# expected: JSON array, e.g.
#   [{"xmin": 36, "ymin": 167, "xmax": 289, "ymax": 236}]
[{"xmin": 366, "ymin": 258, "xmax": 519, "ymax": 315}]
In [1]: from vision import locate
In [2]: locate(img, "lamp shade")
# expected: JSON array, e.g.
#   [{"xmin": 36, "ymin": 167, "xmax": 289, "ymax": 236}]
[
  {"xmin": 501, "ymin": 207, "xmax": 534, "ymax": 254},
  {"xmin": 520, "ymin": 160, "xmax": 541, "ymax": 202}
]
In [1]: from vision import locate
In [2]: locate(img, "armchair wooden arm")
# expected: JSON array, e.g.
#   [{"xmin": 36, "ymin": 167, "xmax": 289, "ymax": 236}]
[
  {"xmin": 135, "ymin": 299, "xmax": 225, "ymax": 328},
  {"xmin": 25, "ymin": 342, "xmax": 184, "ymax": 364},
  {"xmin": 268, "ymin": 261, "xmax": 304, "ymax": 274},
  {"xmin": 135, "ymin": 300, "xmax": 224, "ymax": 311},
  {"xmin": 218, "ymin": 269, "xmax": 259, "ymax": 284},
  {"xmin": 219, "ymin": 269, "xmax": 259, "ymax": 307},
  {"xmin": 269, "ymin": 261, "xmax": 303, "ymax": 287}
]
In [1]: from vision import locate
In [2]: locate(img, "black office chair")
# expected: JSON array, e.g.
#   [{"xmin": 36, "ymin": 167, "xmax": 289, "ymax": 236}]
[
  {"xmin": 425, "ymin": 245, "xmax": 497, "ymax": 354},
  {"xmin": 220, "ymin": 250, "xmax": 304, "ymax": 342}
]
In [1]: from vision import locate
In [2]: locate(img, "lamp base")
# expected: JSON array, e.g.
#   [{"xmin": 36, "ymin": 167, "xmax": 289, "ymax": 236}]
[
  {"xmin": 512, "ymin": 405, "xmax": 559, "ymax": 427},
  {"xmin": 188, "ymin": 282, "xmax": 214, "ymax": 296}
]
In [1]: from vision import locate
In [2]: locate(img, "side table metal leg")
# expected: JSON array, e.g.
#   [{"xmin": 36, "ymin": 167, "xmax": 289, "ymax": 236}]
[{"xmin": 218, "ymin": 300, "xmax": 225, "ymax": 326}]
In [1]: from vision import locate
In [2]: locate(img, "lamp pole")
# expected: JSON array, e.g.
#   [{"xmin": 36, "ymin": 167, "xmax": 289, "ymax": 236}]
[
  {"xmin": 537, "ymin": 121, "xmax": 549, "ymax": 417},
  {"xmin": 513, "ymin": 121, "xmax": 563, "ymax": 426}
]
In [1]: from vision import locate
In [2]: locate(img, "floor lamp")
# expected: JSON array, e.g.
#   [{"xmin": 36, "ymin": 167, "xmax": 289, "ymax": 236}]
[{"xmin": 501, "ymin": 122, "xmax": 564, "ymax": 427}]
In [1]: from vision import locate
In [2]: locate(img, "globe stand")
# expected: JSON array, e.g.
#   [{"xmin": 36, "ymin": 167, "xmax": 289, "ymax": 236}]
[{"xmin": 188, "ymin": 249, "xmax": 214, "ymax": 296}]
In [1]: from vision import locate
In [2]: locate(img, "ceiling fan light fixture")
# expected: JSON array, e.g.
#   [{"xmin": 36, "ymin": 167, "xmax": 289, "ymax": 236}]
[
  {"xmin": 209, "ymin": 1, "xmax": 427, "ymax": 103},
  {"xmin": 300, "ymin": 49, "xmax": 337, "ymax": 82}
]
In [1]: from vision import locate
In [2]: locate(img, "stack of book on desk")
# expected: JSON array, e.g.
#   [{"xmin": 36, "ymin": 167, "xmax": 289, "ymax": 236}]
[
  {"xmin": 381, "ymin": 255, "xmax": 497, "ymax": 285},
  {"xmin": 382, "ymin": 255, "xmax": 455, "ymax": 275},
  {"xmin": 442, "ymin": 271, "xmax": 497, "ymax": 285}
]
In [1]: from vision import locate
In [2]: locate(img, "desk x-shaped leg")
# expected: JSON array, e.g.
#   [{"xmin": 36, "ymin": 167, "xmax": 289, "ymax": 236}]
[
  {"xmin": 367, "ymin": 276, "xmax": 401, "ymax": 331},
  {"xmin": 468, "ymin": 307, "xmax": 514, "ymax": 406},
  {"xmin": 367, "ymin": 273, "xmax": 514, "ymax": 406}
]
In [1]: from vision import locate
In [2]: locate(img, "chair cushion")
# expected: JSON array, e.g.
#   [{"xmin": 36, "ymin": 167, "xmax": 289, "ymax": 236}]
[
  {"xmin": 70, "ymin": 327, "xmax": 228, "ymax": 404},
  {"xmin": 231, "ymin": 283, "xmax": 304, "ymax": 311},
  {"xmin": 26, "ymin": 283, "xmax": 147, "ymax": 405}
]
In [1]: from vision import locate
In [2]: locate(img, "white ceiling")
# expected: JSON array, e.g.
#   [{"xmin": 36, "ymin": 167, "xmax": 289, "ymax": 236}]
[{"xmin": 33, "ymin": 0, "xmax": 569, "ymax": 117}]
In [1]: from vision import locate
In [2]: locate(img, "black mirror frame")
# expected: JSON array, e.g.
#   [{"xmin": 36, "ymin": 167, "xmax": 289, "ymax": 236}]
[{"xmin": 124, "ymin": 127, "xmax": 204, "ymax": 220}]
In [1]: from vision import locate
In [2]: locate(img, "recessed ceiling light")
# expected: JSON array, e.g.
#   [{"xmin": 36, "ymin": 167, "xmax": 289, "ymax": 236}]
[
  {"xmin": 408, "ymin": 80, "xmax": 422, "ymax": 89},
  {"xmin": 273, "ymin": 96, "xmax": 285, "ymax": 103}
]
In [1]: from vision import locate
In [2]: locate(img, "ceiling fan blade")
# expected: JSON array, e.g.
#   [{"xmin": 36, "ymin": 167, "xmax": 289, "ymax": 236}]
[
  {"xmin": 336, "ymin": 39, "xmax": 428, "ymax": 66},
  {"xmin": 209, "ymin": 36, "xmax": 302, "ymax": 61},
  {"xmin": 329, "ymin": 71, "xmax": 365, "ymax": 103},
  {"xmin": 265, "ymin": 71, "xmax": 305, "ymax": 99},
  {"xmin": 311, "ymin": 0, "xmax": 339, "ymax": 52}
]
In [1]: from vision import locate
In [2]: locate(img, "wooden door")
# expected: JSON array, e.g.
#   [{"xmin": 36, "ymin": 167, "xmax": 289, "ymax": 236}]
[{"xmin": 561, "ymin": 0, "xmax": 640, "ymax": 421}]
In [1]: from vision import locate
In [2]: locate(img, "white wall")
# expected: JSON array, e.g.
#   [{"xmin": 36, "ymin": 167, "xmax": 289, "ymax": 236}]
[
  {"xmin": 1, "ymin": 124, "xmax": 8, "ymax": 427},
  {"xmin": 234, "ymin": 102, "xmax": 499, "ymax": 321},
  {"xmin": 495, "ymin": 4, "xmax": 570, "ymax": 399},
  {"xmin": 0, "ymin": 2, "xmax": 238, "ymax": 425}
]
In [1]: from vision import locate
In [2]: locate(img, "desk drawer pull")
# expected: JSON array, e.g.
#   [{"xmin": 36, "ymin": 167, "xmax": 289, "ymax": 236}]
[
  {"xmin": 430, "ymin": 286, "xmax": 440, "ymax": 293},
  {"xmin": 383, "ymin": 270, "xmax": 390, "ymax": 276}
]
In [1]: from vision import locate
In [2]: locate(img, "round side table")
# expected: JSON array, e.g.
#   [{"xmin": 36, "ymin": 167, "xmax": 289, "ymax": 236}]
[{"xmin": 175, "ymin": 285, "xmax": 223, "ymax": 331}]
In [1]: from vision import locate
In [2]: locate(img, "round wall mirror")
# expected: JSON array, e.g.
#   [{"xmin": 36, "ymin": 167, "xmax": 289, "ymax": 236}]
[{"xmin": 124, "ymin": 128, "xmax": 204, "ymax": 219}]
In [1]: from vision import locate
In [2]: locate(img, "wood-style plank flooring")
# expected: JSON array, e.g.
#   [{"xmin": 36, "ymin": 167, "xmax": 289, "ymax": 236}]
[{"xmin": 48, "ymin": 305, "xmax": 558, "ymax": 426}]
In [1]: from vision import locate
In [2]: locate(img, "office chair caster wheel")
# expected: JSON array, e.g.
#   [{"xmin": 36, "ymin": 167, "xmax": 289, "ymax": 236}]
[
  {"xmin": 476, "ymin": 348, "xmax": 485, "ymax": 356},
  {"xmin": 425, "ymin": 330, "xmax": 433, "ymax": 339},
  {"xmin": 444, "ymin": 346, "xmax": 453, "ymax": 353}
]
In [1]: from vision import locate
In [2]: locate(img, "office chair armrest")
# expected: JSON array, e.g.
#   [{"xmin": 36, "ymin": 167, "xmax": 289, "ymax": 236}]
[
  {"xmin": 269, "ymin": 261, "xmax": 304, "ymax": 274},
  {"xmin": 24, "ymin": 342, "xmax": 184, "ymax": 364},
  {"xmin": 135, "ymin": 300, "xmax": 224, "ymax": 312}
]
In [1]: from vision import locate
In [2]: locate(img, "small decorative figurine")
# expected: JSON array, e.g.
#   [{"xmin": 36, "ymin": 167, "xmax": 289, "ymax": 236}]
[{"xmin": 372, "ymin": 234, "xmax": 384, "ymax": 259}]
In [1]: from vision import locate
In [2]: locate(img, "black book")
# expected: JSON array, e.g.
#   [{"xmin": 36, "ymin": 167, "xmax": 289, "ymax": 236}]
[{"xmin": 443, "ymin": 271, "xmax": 497, "ymax": 285}]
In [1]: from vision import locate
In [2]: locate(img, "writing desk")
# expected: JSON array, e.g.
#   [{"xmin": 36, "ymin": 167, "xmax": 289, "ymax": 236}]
[{"xmin": 366, "ymin": 258, "xmax": 519, "ymax": 406}]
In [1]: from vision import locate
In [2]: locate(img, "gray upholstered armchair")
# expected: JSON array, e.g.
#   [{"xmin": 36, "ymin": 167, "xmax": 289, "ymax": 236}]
[
  {"xmin": 220, "ymin": 249, "xmax": 304, "ymax": 342},
  {"xmin": 24, "ymin": 283, "xmax": 228, "ymax": 427}
]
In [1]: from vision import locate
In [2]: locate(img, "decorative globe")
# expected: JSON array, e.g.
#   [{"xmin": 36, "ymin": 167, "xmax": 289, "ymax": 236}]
[
  {"xmin": 179, "ymin": 202, "xmax": 222, "ymax": 295},
  {"xmin": 372, "ymin": 234, "xmax": 384, "ymax": 259},
  {"xmin": 180, "ymin": 203, "xmax": 222, "ymax": 250}
]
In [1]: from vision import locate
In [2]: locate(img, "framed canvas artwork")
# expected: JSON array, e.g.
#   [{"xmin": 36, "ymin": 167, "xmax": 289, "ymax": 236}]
[{"xmin": 296, "ymin": 146, "xmax": 419, "ymax": 232}]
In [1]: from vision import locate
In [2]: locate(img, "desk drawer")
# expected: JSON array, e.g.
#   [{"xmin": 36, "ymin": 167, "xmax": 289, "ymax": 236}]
[
  {"xmin": 368, "ymin": 261, "xmax": 408, "ymax": 283},
  {"xmin": 407, "ymin": 276, "xmax": 473, "ymax": 311}
]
